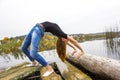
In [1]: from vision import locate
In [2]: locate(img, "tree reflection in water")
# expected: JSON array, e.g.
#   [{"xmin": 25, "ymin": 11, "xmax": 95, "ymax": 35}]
[{"xmin": 105, "ymin": 27, "xmax": 120, "ymax": 60}]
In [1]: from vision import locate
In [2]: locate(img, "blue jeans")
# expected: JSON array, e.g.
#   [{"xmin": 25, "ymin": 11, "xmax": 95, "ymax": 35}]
[{"xmin": 21, "ymin": 23, "xmax": 47, "ymax": 66}]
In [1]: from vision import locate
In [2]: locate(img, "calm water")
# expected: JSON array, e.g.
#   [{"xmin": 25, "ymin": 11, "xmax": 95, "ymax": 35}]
[
  {"xmin": 80, "ymin": 39, "xmax": 120, "ymax": 60},
  {"xmin": 0, "ymin": 50, "xmax": 61, "ymax": 71},
  {"xmin": 0, "ymin": 39, "xmax": 120, "ymax": 71}
]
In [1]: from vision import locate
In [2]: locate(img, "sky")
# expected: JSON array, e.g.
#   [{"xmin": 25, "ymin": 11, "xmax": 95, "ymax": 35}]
[{"xmin": 0, "ymin": 0, "xmax": 120, "ymax": 39}]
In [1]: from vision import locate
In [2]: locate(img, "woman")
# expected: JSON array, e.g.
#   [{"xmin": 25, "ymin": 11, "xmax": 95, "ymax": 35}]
[{"xmin": 21, "ymin": 21, "xmax": 84, "ymax": 77}]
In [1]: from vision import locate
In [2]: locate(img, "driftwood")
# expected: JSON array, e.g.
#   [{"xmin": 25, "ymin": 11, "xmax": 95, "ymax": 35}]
[
  {"xmin": 0, "ymin": 61, "xmax": 63, "ymax": 80},
  {"xmin": 56, "ymin": 61, "xmax": 92, "ymax": 80},
  {"xmin": 0, "ymin": 62, "xmax": 41, "ymax": 80},
  {"xmin": 67, "ymin": 53, "xmax": 120, "ymax": 80}
]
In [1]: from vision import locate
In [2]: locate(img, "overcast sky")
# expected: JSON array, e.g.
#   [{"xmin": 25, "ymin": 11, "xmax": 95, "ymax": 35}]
[{"xmin": 0, "ymin": 0, "xmax": 120, "ymax": 39}]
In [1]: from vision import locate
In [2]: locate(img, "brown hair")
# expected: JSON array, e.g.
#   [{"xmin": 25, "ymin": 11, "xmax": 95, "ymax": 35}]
[{"xmin": 56, "ymin": 37, "xmax": 66, "ymax": 62}]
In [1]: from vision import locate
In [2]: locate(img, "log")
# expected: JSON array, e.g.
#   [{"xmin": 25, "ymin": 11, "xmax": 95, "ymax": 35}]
[
  {"xmin": 67, "ymin": 53, "xmax": 120, "ymax": 80},
  {"xmin": 0, "ymin": 61, "xmax": 63, "ymax": 80},
  {"xmin": 0, "ymin": 62, "xmax": 41, "ymax": 80},
  {"xmin": 56, "ymin": 61, "xmax": 92, "ymax": 80}
]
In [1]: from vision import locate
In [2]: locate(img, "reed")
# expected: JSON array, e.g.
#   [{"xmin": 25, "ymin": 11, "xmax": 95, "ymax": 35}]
[{"xmin": 105, "ymin": 26, "xmax": 120, "ymax": 59}]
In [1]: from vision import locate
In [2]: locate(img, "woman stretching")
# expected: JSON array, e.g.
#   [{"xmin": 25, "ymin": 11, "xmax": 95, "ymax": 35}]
[{"xmin": 21, "ymin": 21, "xmax": 84, "ymax": 77}]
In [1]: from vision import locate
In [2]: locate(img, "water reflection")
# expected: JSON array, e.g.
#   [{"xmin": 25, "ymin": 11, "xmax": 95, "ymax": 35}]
[
  {"xmin": 0, "ymin": 54, "xmax": 29, "ymax": 71},
  {"xmin": 105, "ymin": 27, "xmax": 120, "ymax": 60},
  {"xmin": 105, "ymin": 38, "xmax": 120, "ymax": 59},
  {"xmin": 0, "ymin": 50, "xmax": 68, "ymax": 70}
]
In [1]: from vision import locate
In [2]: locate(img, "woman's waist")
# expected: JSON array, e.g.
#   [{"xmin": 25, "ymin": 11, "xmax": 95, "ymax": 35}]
[{"xmin": 36, "ymin": 23, "xmax": 45, "ymax": 31}]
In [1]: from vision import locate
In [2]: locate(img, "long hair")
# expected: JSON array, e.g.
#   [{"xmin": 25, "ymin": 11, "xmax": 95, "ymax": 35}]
[{"xmin": 56, "ymin": 37, "xmax": 66, "ymax": 62}]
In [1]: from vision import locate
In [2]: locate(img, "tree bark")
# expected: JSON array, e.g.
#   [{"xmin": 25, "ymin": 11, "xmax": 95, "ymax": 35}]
[
  {"xmin": 67, "ymin": 53, "xmax": 120, "ymax": 80},
  {"xmin": 56, "ymin": 61, "xmax": 92, "ymax": 80}
]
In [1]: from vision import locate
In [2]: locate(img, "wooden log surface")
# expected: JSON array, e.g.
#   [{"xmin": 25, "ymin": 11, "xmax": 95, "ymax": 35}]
[
  {"xmin": 67, "ymin": 53, "xmax": 120, "ymax": 80},
  {"xmin": 56, "ymin": 61, "xmax": 92, "ymax": 80},
  {"xmin": 0, "ymin": 62, "xmax": 41, "ymax": 80}
]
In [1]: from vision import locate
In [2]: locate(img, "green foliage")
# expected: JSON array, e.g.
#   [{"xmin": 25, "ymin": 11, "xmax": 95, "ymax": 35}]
[
  {"xmin": 0, "ymin": 33, "xmax": 57, "ymax": 59},
  {"xmin": 39, "ymin": 34, "xmax": 57, "ymax": 51},
  {"xmin": 3, "ymin": 37, "xmax": 10, "ymax": 41}
]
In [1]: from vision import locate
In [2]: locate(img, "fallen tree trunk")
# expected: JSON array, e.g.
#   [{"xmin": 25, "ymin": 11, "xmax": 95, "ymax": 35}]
[
  {"xmin": 0, "ymin": 62, "xmax": 41, "ymax": 80},
  {"xmin": 67, "ymin": 53, "xmax": 120, "ymax": 80},
  {"xmin": 56, "ymin": 61, "xmax": 92, "ymax": 80}
]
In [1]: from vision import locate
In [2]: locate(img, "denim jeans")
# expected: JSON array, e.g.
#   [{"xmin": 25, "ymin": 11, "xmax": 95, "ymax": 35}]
[{"xmin": 21, "ymin": 24, "xmax": 47, "ymax": 66}]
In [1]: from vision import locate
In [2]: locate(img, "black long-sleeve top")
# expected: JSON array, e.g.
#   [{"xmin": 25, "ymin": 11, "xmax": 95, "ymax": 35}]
[{"xmin": 41, "ymin": 21, "xmax": 67, "ymax": 39}]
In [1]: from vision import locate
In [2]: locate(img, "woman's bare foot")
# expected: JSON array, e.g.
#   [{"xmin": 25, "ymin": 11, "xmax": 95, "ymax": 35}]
[
  {"xmin": 46, "ymin": 65, "xmax": 53, "ymax": 72},
  {"xmin": 26, "ymin": 61, "xmax": 38, "ymax": 67},
  {"xmin": 42, "ymin": 65, "xmax": 54, "ymax": 77},
  {"xmin": 32, "ymin": 60, "xmax": 37, "ymax": 65}
]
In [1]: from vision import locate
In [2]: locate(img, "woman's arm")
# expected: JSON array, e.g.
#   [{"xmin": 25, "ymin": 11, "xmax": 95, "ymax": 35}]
[
  {"xmin": 67, "ymin": 35, "xmax": 85, "ymax": 58},
  {"xmin": 66, "ymin": 41, "xmax": 77, "ymax": 56}
]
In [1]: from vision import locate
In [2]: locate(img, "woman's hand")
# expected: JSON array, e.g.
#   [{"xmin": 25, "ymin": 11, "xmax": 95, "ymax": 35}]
[
  {"xmin": 71, "ymin": 50, "xmax": 77, "ymax": 56},
  {"xmin": 77, "ymin": 51, "xmax": 84, "ymax": 59},
  {"xmin": 66, "ymin": 41, "xmax": 77, "ymax": 56}
]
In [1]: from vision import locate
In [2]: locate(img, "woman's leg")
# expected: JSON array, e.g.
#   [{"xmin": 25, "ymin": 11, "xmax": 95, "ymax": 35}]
[
  {"xmin": 21, "ymin": 33, "xmax": 34, "ymax": 62},
  {"xmin": 30, "ymin": 27, "xmax": 48, "ymax": 67},
  {"xmin": 29, "ymin": 26, "xmax": 54, "ymax": 76}
]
